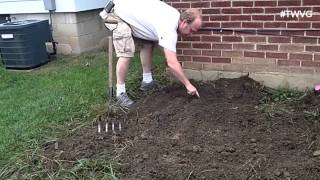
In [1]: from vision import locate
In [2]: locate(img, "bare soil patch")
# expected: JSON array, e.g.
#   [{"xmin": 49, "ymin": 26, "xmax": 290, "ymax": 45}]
[{"xmin": 44, "ymin": 77, "xmax": 320, "ymax": 179}]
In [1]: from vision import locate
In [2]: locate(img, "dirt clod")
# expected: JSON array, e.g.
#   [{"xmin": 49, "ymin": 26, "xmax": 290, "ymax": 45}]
[{"xmin": 250, "ymin": 138, "xmax": 257, "ymax": 143}]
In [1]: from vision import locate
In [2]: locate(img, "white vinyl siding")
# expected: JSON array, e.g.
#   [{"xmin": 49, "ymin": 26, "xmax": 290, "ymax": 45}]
[{"xmin": 0, "ymin": 0, "xmax": 106, "ymax": 14}]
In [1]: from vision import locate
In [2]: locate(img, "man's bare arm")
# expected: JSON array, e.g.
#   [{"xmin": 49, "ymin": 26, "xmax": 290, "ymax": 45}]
[{"xmin": 164, "ymin": 48, "xmax": 200, "ymax": 97}]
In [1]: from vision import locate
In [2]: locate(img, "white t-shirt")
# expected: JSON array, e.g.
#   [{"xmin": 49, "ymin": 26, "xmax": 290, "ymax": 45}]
[{"xmin": 114, "ymin": 0, "xmax": 180, "ymax": 52}]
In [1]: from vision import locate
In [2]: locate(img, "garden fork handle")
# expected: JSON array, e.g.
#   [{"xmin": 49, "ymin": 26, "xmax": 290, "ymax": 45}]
[
  {"xmin": 108, "ymin": 36, "xmax": 114, "ymax": 98},
  {"xmin": 104, "ymin": 20, "xmax": 118, "ymax": 24}
]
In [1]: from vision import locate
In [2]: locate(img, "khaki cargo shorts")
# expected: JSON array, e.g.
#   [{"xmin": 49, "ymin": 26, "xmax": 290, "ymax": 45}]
[
  {"xmin": 100, "ymin": 11, "xmax": 156, "ymax": 58},
  {"xmin": 101, "ymin": 13, "xmax": 135, "ymax": 58}
]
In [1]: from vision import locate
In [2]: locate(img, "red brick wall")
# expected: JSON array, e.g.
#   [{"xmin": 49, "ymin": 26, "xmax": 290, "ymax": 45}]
[{"xmin": 165, "ymin": 0, "xmax": 320, "ymax": 74}]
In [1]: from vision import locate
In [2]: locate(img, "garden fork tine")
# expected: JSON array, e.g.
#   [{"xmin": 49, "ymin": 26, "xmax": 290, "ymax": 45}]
[{"xmin": 99, "ymin": 121, "xmax": 122, "ymax": 134}]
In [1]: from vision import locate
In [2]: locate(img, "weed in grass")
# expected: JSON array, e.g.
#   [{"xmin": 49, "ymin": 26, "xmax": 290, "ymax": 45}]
[
  {"xmin": 259, "ymin": 87, "xmax": 320, "ymax": 124},
  {"xmin": 258, "ymin": 87, "xmax": 305, "ymax": 119},
  {"xmin": 259, "ymin": 87, "xmax": 304, "ymax": 104}
]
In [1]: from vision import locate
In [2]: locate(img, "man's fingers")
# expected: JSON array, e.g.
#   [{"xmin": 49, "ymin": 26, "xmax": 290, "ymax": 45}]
[
  {"xmin": 187, "ymin": 90, "xmax": 200, "ymax": 98},
  {"xmin": 195, "ymin": 91, "xmax": 200, "ymax": 98},
  {"xmin": 187, "ymin": 90, "xmax": 194, "ymax": 95}
]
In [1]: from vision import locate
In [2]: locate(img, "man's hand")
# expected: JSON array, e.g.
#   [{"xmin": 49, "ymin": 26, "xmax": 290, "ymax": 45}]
[
  {"xmin": 186, "ymin": 83, "xmax": 200, "ymax": 98},
  {"xmin": 163, "ymin": 48, "xmax": 200, "ymax": 98}
]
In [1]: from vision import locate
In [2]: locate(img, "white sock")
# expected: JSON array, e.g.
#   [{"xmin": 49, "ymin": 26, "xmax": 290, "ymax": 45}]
[
  {"xmin": 116, "ymin": 83, "xmax": 126, "ymax": 97},
  {"xmin": 142, "ymin": 73, "xmax": 153, "ymax": 83}
]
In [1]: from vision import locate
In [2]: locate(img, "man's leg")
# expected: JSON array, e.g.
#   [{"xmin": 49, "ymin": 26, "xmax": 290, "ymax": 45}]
[
  {"xmin": 140, "ymin": 43, "xmax": 154, "ymax": 75},
  {"xmin": 116, "ymin": 57, "xmax": 130, "ymax": 85},
  {"xmin": 139, "ymin": 42, "xmax": 159, "ymax": 91},
  {"xmin": 112, "ymin": 21, "xmax": 135, "ymax": 108},
  {"xmin": 116, "ymin": 57, "xmax": 130, "ymax": 96},
  {"xmin": 115, "ymin": 56, "xmax": 134, "ymax": 108}
]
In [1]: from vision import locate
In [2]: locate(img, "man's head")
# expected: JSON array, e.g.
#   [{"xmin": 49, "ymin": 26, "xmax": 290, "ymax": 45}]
[{"xmin": 178, "ymin": 8, "xmax": 202, "ymax": 36}]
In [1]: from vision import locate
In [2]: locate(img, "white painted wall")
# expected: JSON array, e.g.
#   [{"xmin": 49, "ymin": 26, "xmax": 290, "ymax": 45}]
[{"xmin": 0, "ymin": 0, "xmax": 107, "ymax": 14}]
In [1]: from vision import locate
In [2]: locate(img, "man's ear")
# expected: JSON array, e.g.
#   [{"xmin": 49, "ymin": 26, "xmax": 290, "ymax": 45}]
[{"xmin": 181, "ymin": 19, "xmax": 188, "ymax": 26}]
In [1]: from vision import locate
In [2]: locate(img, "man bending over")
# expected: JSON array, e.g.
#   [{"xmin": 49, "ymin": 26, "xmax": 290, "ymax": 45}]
[{"xmin": 100, "ymin": 0, "xmax": 202, "ymax": 108}]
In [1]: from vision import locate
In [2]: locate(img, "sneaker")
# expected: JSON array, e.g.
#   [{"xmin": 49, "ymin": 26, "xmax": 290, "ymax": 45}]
[
  {"xmin": 140, "ymin": 80, "xmax": 160, "ymax": 91},
  {"xmin": 117, "ymin": 93, "xmax": 134, "ymax": 108}
]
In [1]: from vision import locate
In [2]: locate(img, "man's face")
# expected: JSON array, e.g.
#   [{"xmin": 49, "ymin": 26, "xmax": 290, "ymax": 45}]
[{"xmin": 178, "ymin": 18, "xmax": 202, "ymax": 36}]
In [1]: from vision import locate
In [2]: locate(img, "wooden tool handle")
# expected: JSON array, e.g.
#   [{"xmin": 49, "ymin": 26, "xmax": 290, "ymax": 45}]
[
  {"xmin": 104, "ymin": 20, "xmax": 118, "ymax": 24},
  {"xmin": 108, "ymin": 36, "xmax": 113, "ymax": 97}
]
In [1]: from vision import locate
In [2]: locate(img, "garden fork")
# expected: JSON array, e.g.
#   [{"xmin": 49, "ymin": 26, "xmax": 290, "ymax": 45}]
[{"xmin": 97, "ymin": 34, "xmax": 122, "ymax": 134}]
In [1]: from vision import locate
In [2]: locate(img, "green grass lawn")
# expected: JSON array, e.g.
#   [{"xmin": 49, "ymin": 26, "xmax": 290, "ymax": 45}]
[{"xmin": 0, "ymin": 49, "xmax": 166, "ymax": 169}]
